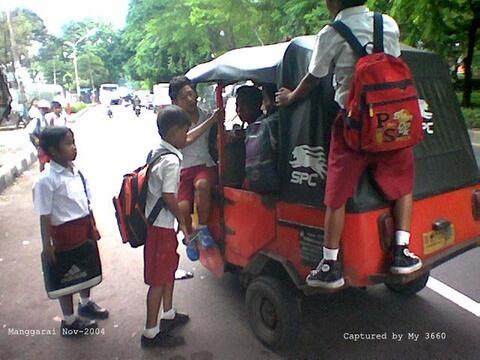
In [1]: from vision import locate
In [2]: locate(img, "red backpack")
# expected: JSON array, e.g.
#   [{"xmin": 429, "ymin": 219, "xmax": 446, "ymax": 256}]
[
  {"xmin": 112, "ymin": 150, "xmax": 177, "ymax": 248},
  {"xmin": 331, "ymin": 13, "xmax": 424, "ymax": 152}
]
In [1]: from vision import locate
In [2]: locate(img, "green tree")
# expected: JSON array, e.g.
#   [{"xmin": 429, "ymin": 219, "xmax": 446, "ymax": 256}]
[
  {"xmin": 77, "ymin": 52, "xmax": 109, "ymax": 88},
  {"xmin": 0, "ymin": 8, "xmax": 48, "ymax": 72},
  {"xmin": 369, "ymin": 0, "xmax": 479, "ymax": 107}
]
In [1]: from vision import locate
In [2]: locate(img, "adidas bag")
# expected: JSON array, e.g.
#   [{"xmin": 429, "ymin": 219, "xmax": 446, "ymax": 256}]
[
  {"xmin": 112, "ymin": 150, "xmax": 176, "ymax": 248},
  {"xmin": 41, "ymin": 239, "xmax": 102, "ymax": 299},
  {"xmin": 245, "ymin": 112, "xmax": 280, "ymax": 193},
  {"xmin": 331, "ymin": 13, "xmax": 424, "ymax": 152}
]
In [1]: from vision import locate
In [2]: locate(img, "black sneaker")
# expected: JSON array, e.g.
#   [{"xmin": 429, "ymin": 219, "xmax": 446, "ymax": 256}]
[
  {"xmin": 160, "ymin": 312, "xmax": 190, "ymax": 333},
  {"xmin": 306, "ymin": 259, "xmax": 345, "ymax": 288},
  {"xmin": 61, "ymin": 318, "xmax": 97, "ymax": 337},
  {"xmin": 390, "ymin": 246, "xmax": 422, "ymax": 274},
  {"xmin": 78, "ymin": 301, "xmax": 109, "ymax": 320},
  {"xmin": 141, "ymin": 331, "xmax": 185, "ymax": 348}
]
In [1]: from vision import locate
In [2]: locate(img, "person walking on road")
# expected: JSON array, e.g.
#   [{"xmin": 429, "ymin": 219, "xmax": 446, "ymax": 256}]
[{"xmin": 26, "ymin": 99, "xmax": 53, "ymax": 171}]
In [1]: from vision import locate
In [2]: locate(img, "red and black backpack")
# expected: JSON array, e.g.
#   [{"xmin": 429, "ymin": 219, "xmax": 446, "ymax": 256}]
[
  {"xmin": 330, "ymin": 12, "xmax": 424, "ymax": 152},
  {"xmin": 112, "ymin": 150, "xmax": 178, "ymax": 248}
]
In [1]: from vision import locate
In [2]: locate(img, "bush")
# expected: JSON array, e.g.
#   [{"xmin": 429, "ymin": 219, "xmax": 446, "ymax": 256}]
[
  {"xmin": 463, "ymin": 108, "xmax": 480, "ymax": 129},
  {"xmin": 70, "ymin": 102, "xmax": 87, "ymax": 113},
  {"xmin": 456, "ymin": 91, "xmax": 480, "ymax": 128}
]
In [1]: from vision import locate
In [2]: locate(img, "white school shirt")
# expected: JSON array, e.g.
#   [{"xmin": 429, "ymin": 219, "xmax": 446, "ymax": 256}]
[
  {"xmin": 33, "ymin": 161, "xmax": 91, "ymax": 226},
  {"xmin": 145, "ymin": 139, "xmax": 183, "ymax": 229},
  {"xmin": 180, "ymin": 108, "xmax": 215, "ymax": 169},
  {"xmin": 308, "ymin": 5, "xmax": 401, "ymax": 109},
  {"xmin": 45, "ymin": 111, "xmax": 67, "ymax": 126}
]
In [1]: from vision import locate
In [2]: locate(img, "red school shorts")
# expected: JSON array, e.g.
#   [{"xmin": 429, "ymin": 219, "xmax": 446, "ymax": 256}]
[
  {"xmin": 178, "ymin": 165, "xmax": 217, "ymax": 204},
  {"xmin": 144, "ymin": 226, "xmax": 179, "ymax": 286},
  {"xmin": 324, "ymin": 112, "xmax": 415, "ymax": 209}
]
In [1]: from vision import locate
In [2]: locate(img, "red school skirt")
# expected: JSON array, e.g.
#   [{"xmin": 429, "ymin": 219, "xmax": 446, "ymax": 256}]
[{"xmin": 50, "ymin": 215, "xmax": 98, "ymax": 252}]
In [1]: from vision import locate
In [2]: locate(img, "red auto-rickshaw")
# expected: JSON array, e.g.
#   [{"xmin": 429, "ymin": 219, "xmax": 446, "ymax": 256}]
[{"xmin": 185, "ymin": 36, "xmax": 480, "ymax": 350}]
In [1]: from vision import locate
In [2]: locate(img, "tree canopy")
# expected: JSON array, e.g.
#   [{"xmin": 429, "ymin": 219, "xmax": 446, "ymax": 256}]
[{"xmin": 1, "ymin": 1, "xmax": 478, "ymax": 104}]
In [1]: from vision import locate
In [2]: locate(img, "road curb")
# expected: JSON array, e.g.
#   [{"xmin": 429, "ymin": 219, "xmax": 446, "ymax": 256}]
[
  {"xmin": 468, "ymin": 129, "xmax": 480, "ymax": 144},
  {"xmin": 0, "ymin": 150, "xmax": 37, "ymax": 194}
]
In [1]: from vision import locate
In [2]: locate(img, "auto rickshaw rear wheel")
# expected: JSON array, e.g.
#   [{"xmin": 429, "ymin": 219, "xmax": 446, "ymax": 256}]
[
  {"xmin": 385, "ymin": 271, "xmax": 430, "ymax": 296},
  {"xmin": 245, "ymin": 276, "xmax": 300, "ymax": 351}
]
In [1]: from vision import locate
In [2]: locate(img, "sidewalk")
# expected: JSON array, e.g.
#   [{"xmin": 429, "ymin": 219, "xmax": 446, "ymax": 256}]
[{"xmin": 0, "ymin": 106, "xmax": 94, "ymax": 193}]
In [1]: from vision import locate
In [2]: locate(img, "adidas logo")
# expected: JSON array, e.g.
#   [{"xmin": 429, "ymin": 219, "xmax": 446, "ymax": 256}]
[{"xmin": 61, "ymin": 265, "xmax": 87, "ymax": 284}]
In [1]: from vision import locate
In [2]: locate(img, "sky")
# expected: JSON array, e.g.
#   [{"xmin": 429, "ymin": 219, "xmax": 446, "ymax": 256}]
[{"xmin": 5, "ymin": 0, "xmax": 130, "ymax": 35}]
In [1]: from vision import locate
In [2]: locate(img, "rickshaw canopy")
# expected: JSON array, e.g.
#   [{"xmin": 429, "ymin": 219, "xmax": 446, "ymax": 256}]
[{"xmin": 185, "ymin": 36, "xmax": 479, "ymax": 212}]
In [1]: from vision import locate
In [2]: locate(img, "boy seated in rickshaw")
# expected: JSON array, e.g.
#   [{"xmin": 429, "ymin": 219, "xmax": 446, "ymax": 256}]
[
  {"xmin": 276, "ymin": 0, "xmax": 422, "ymax": 289},
  {"xmin": 223, "ymin": 86, "xmax": 263, "ymax": 187},
  {"xmin": 243, "ymin": 84, "xmax": 280, "ymax": 193},
  {"xmin": 224, "ymin": 85, "xmax": 280, "ymax": 194}
]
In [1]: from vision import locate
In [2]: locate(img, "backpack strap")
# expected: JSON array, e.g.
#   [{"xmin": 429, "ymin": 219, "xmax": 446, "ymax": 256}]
[
  {"xmin": 143, "ymin": 149, "xmax": 180, "ymax": 224},
  {"xmin": 330, "ymin": 21, "xmax": 368, "ymax": 58},
  {"xmin": 77, "ymin": 170, "xmax": 92, "ymax": 212},
  {"xmin": 373, "ymin": 12, "xmax": 384, "ymax": 53},
  {"xmin": 331, "ymin": 12, "xmax": 385, "ymax": 56}
]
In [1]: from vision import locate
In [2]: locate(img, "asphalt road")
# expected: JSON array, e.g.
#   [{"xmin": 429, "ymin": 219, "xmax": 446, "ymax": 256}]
[{"xmin": 0, "ymin": 104, "xmax": 479, "ymax": 360}]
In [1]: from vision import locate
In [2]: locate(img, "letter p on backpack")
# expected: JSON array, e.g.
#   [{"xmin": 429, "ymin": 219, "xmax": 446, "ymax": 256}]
[{"xmin": 331, "ymin": 13, "xmax": 424, "ymax": 152}]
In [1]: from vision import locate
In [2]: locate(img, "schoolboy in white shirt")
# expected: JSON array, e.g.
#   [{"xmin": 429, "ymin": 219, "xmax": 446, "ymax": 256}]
[{"xmin": 276, "ymin": 0, "xmax": 421, "ymax": 288}]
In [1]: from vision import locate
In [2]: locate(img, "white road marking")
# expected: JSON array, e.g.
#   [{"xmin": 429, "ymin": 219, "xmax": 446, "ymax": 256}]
[{"xmin": 427, "ymin": 277, "xmax": 480, "ymax": 317}]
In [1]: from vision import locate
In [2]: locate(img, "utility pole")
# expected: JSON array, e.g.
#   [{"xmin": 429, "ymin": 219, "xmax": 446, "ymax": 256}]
[
  {"xmin": 65, "ymin": 29, "xmax": 96, "ymax": 100},
  {"xmin": 72, "ymin": 46, "xmax": 80, "ymax": 98},
  {"xmin": 53, "ymin": 56, "xmax": 57, "ymax": 86}
]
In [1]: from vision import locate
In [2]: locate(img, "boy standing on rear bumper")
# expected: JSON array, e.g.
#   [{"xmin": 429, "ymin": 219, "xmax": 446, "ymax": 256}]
[{"xmin": 276, "ymin": 0, "xmax": 422, "ymax": 289}]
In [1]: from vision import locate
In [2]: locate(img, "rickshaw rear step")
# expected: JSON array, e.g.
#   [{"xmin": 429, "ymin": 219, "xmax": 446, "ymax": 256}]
[{"xmin": 369, "ymin": 236, "xmax": 480, "ymax": 285}]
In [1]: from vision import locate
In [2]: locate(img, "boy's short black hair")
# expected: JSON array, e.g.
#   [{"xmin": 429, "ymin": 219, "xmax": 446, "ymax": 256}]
[
  {"xmin": 157, "ymin": 105, "xmax": 192, "ymax": 138},
  {"xmin": 51, "ymin": 101, "xmax": 62, "ymax": 109},
  {"xmin": 39, "ymin": 126, "xmax": 73, "ymax": 157},
  {"xmin": 341, "ymin": 0, "xmax": 367, "ymax": 8},
  {"xmin": 169, "ymin": 76, "xmax": 194, "ymax": 101},
  {"xmin": 236, "ymin": 86, "xmax": 263, "ymax": 110}
]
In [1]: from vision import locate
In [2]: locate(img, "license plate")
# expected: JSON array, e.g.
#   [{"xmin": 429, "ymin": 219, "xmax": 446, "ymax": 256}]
[{"xmin": 423, "ymin": 224, "xmax": 455, "ymax": 255}]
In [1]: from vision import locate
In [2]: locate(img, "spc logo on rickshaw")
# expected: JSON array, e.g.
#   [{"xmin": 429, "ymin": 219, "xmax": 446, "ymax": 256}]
[
  {"xmin": 289, "ymin": 145, "xmax": 327, "ymax": 187},
  {"xmin": 419, "ymin": 99, "xmax": 434, "ymax": 135}
]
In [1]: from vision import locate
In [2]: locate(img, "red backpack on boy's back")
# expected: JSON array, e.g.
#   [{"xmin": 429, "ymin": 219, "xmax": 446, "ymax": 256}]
[
  {"xmin": 112, "ymin": 150, "xmax": 177, "ymax": 248},
  {"xmin": 331, "ymin": 12, "xmax": 424, "ymax": 152}
]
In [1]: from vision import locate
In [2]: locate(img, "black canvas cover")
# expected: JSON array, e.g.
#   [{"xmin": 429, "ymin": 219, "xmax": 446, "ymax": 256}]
[{"xmin": 186, "ymin": 36, "xmax": 480, "ymax": 212}]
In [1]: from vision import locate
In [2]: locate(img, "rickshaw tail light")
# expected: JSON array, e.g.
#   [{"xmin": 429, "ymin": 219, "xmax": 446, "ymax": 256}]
[
  {"xmin": 378, "ymin": 213, "xmax": 394, "ymax": 252},
  {"xmin": 472, "ymin": 190, "xmax": 480, "ymax": 220}
]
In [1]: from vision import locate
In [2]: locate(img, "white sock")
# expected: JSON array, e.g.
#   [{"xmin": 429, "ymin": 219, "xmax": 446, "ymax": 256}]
[
  {"xmin": 80, "ymin": 296, "xmax": 90, "ymax": 306},
  {"xmin": 395, "ymin": 231, "xmax": 410, "ymax": 246},
  {"xmin": 143, "ymin": 326, "xmax": 160, "ymax": 339},
  {"xmin": 161, "ymin": 308, "xmax": 176, "ymax": 320},
  {"xmin": 64, "ymin": 314, "xmax": 76, "ymax": 325},
  {"xmin": 323, "ymin": 247, "xmax": 339, "ymax": 261}
]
